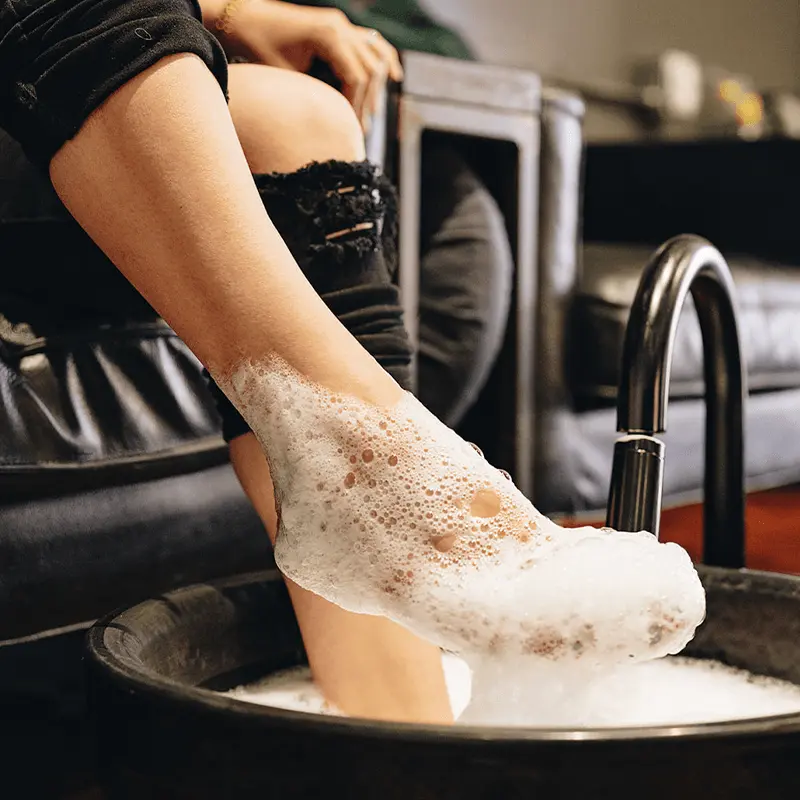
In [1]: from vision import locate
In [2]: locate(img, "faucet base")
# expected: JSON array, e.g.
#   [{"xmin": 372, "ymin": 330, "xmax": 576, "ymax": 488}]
[{"xmin": 606, "ymin": 435, "xmax": 665, "ymax": 538}]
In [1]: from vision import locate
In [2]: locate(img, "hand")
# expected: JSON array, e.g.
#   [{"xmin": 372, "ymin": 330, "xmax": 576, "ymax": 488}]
[{"xmin": 207, "ymin": 0, "xmax": 403, "ymax": 129}]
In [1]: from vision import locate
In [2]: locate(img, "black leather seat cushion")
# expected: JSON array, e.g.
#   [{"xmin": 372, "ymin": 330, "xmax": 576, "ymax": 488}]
[
  {"xmin": 539, "ymin": 388, "xmax": 800, "ymax": 515},
  {"xmin": 0, "ymin": 463, "xmax": 271, "ymax": 642},
  {"xmin": 0, "ymin": 301, "xmax": 269, "ymax": 640},
  {"xmin": 570, "ymin": 243, "xmax": 800, "ymax": 403},
  {"xmin": 0, "ymin": 310, "xmax": 229, "ymax": 500}
]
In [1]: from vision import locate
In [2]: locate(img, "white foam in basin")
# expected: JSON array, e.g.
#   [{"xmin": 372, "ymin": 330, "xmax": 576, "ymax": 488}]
[
  {"xmin": 225, "ymin": 653, "xmax": 472, "ymax": 720},
  {"xmin": 224, "ymin": 654, "xmax": 800, "ymax": 728}
]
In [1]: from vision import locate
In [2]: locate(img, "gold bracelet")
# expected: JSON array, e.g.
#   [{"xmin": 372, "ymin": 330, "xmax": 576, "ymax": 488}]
[{"xmin": 215, "ymin": 0, "xmax": 253, "ymax": 35}]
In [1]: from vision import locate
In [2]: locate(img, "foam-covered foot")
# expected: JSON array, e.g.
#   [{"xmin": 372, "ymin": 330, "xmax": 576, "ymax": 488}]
[{"xmin": 219, "ymin": 356, "xmax": 705, "ymax": 665}]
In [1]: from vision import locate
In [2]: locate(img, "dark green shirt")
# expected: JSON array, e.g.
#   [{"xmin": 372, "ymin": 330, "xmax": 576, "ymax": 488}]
[{"xmin": 294, "ymin": 0, "xmax": 474, "ymax": 60}]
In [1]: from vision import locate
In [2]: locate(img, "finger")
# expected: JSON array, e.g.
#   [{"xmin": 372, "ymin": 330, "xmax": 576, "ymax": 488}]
[
  {"xmin": 362, "ymin": 70, "xmax": 387, "ymax": 131},
  {"xmin": 357, "ymin": 28, "xmax": 403, "ymax": 82},
  {"xmin": 354, "ymin": 44, "xmax": 388, "ymax": 122},
  {"xmin": 333, "ymin": 44, "xmax": 370, "ymax": 121},
  {"xmin": 369, "ymin": 33, "xmax": 403, "ymax": 82},
  {"xmin": 313, "ymin": 21, "xmax": 371, "ymax": 117}
]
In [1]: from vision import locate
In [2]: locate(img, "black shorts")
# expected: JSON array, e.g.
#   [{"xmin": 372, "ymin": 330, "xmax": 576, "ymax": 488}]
[
  {"xmin": 0, "ymin": 0, "xmax": 228, "ymax": 167},
  {"xmin": 0, "ymin": 0, "xmax": 245, "ymax": 438}
]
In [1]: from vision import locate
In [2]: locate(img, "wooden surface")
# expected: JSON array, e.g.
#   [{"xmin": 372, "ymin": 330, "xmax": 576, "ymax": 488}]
[{"xmin": 564, "ymin": 486, "xmax": 800, "ymax": 574}]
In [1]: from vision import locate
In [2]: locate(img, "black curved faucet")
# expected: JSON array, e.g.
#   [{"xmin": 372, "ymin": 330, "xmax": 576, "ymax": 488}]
[{"xmin": 605, "ymin": 235, "xmax": 747, "ymax": 569}]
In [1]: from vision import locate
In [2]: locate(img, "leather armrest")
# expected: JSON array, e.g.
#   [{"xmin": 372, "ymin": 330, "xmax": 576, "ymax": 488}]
[{"xmin": 536, "ymin": 88, "xmax": 586, "ymax": 408}]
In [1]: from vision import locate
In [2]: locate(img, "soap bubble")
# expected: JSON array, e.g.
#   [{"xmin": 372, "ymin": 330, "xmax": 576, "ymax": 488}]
[{"xmin": 218, "ymin": 355, "xmax": 706, "ymax": 719}]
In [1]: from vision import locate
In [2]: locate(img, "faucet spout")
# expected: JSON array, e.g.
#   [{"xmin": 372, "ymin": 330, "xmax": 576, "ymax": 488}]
[{"xmin": 605, "ymin": 235, "xmax": 747, "ymax": 568}]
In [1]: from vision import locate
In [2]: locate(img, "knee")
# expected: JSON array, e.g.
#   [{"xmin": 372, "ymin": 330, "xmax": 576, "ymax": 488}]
[{"xmin": 227, "ymin": 64, "xmax": 365, "ymax": 174}]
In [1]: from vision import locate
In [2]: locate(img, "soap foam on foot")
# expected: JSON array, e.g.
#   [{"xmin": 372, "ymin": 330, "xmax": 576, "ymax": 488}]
[
  {"xmin": 225, "ymin": 655, "xmax": 800, "ymax": 728},
  {"xmin": 217, "ymin": 356, "xmax": 706, "ymax": 669}
]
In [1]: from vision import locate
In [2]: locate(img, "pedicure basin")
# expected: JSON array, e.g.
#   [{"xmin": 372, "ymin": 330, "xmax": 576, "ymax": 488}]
[{"xmin": 87, "ymin": 236, "xmax": 800, "ymax": 799}]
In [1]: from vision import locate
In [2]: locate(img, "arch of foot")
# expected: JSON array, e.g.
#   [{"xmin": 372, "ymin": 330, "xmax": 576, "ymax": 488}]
[{"xmin": 219, "ymin": 356, "xmax": 706, "ymax": 673}]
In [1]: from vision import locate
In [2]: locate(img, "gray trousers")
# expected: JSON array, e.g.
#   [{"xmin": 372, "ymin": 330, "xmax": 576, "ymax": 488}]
[{"xmin": 417, "ymin": 142, "xmax": 514, "ymax": 426}]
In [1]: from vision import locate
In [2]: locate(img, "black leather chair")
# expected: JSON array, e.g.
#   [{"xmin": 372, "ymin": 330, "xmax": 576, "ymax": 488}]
[
  {"xmin": 7, "ymin": 50, "xmax": 798, "ymax": 793},
  {"xmin": 0, "ymin": 130, "xmax": 271, "ymax": 797},
  {"xmin": 392, "ymin": 69, "xmax": 800, "ymax": 519},
  {"xmin": 536, "ymin": 135, "xmax": 800, "ymax": 517},
  {"xmin": 0, "ymin": 315, "xmax": 271, "ymax": 641},
  {"xmin": 0, "ymin": 324, "xmax": 272, "ymax": 794},
  {"xmin": 384, "ymin": 52, "xmax": 541, "ymax": 496}
]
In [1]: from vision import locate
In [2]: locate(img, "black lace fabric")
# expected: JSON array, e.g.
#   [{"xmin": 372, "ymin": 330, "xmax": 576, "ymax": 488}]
[{"xmin": 208, "ymin": 160, "xmax": 412, "ymax": 441}]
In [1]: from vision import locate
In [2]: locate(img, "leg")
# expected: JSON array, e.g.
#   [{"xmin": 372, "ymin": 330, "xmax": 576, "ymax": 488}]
[
  {"xmin": 232, "ymin": 434, "xmax": 452, "ymax": 721},
  {"xmin": 47, "ymin": 57, "xmax": 450, "ymax": 723},
  {"xmin": 215, "ymin": 75, "xmax": 702, "ymax": 675},
  {"xmin": 416, "ymin": 143, "xmax": 514, "ymax": 427},
  {"xmin": 49, "ymin": 54, "xmax": 389, "ymax": 394},
  {"xmin": 225, "ymin": 63, "xmax": 451, "ymax": 721}
]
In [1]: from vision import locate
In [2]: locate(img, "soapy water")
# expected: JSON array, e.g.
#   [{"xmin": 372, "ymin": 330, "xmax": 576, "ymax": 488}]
[
  {"xmin": 225, "ymin": 655, "xmax": 800, "ymax": 728},
  {"xmin": 216, "ymin": 356, "xmax": 710, "ymax": 727},
  {"xmin": 226, "ymin": 654, "xmax": 472, "ymax": 721},
  {"xmin": 218, "ymin": 356, "xmax": 706, "ymax": 666}
]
